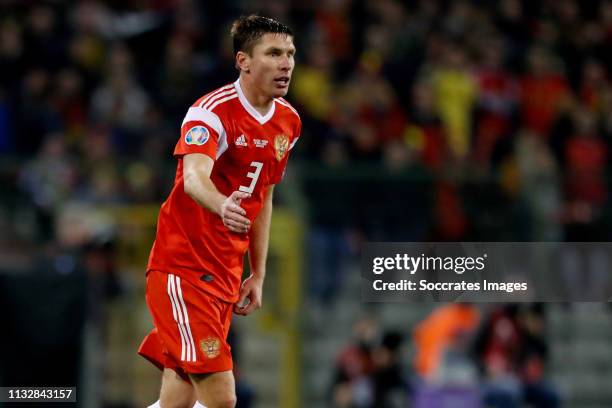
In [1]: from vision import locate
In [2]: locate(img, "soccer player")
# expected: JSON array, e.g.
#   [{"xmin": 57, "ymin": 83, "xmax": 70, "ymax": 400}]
[{"xmin": 138, "ymin": 15, "xmax": 300, "ymax": 408}]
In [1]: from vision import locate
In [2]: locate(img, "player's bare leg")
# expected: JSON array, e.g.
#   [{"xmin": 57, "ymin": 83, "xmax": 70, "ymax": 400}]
[
  {"xmin": 158, "ymin": 368, "xmax": 197, "ymax": 408},
  {"xmin": 190, "ymin": 371, "xmax": 236, "ymax": 408}
]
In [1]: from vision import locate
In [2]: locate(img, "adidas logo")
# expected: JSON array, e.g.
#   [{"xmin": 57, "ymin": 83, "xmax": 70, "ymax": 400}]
[{"xmin": 235, "ymin": 134, "xmax": 248, "ymax": 147}]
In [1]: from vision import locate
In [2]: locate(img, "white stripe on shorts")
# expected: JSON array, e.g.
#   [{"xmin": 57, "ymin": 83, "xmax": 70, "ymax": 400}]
[
  {"xmin": 174, "ymin": 275, "xmax": 197, "ymax": 362},
  {"xmin": 167, "ymin": 275, "xmax": 188, "ymax": 360},
  {"xmin": 167, "ymin": 274, "xmax": 196, "ymax": 362}
]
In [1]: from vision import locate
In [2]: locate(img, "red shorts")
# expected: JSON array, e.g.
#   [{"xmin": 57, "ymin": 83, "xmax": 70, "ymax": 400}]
[{"xmin": 138, "ymin": 270, "xmax": 234, "ymax": 380}]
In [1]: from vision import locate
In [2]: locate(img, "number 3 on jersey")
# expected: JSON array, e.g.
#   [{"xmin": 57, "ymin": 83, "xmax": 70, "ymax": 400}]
[{"xmin": 239, "ymin": 161, "xmax": 263, "ymax": 194}]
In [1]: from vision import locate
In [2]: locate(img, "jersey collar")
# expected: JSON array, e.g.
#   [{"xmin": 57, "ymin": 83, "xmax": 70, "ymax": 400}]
[{"xmin": 234, "ymin": 78, "xmax": 275, "ymax": 125}]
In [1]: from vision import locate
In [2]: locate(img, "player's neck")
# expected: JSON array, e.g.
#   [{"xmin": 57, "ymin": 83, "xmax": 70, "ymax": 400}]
[{"xmin": 238, "ymin": 77, "xmax": 274, "ymax": 115}]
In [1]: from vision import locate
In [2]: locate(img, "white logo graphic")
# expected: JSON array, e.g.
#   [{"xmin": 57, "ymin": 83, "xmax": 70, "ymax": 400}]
[
  {"xmin": 235, "ymin": 134, "xmax": 248, "ymax": 147},
  {"xmin": 254, "ymin": 139, "xmax": 268, "ymax": 148}
]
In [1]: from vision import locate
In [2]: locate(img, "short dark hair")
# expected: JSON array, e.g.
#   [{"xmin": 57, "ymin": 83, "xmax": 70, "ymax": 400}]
[{"xmin": 230, "ymin": 15, "xmax": 293, "ymax": 55}]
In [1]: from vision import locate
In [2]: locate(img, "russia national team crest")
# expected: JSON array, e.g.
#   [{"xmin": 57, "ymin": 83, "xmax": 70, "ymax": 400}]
[
  {"xmin": 274, "ymin": 134, "xmax": 289, "ymax": 161},
  {"xmin": 200, "ymin": 337, "xmax": 221, "ymax": 359},
  {"xmin": 185, "ymin": 126, "xmax": 209, "ymax": 146}
]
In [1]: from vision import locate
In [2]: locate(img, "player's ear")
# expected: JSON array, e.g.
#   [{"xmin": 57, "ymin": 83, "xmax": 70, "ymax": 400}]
[{"xmin": 236, "ymin": 51, "xmax": 250, "ymax": 73}]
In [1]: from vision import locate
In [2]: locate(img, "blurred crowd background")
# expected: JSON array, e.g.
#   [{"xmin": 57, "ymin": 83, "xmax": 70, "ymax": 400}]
[{"xmin": 0, "ymin": 0, "xmax": 611, "ymax": 407}]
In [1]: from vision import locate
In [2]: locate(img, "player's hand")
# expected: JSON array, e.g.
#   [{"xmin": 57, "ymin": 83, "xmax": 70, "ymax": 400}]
[
  {"xmin": 220, "ymin": 191, "xmax": 251, "ymax": 233},
  {"xmin": 234, "ymin": 274, "xmax": 263, "ymax": 316}
]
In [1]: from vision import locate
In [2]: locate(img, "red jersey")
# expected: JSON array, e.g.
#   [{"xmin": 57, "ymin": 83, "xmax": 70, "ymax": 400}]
[{"xmin": 147, "ymin": 79, "xmax": 301, "ymax": 302}]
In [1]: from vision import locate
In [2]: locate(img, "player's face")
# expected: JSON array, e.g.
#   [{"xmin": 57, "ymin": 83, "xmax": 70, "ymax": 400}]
[{"xmin": 248, "ymin": 33, "xmax": 296, "ymax": 98}]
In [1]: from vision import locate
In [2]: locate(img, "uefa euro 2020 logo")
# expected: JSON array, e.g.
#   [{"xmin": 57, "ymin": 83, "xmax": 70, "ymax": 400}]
[{"xmin": 185, "ymin": 126, "xmax": 209, "ymax": 146}]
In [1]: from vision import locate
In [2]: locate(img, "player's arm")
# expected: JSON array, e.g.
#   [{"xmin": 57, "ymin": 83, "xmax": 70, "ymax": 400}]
[
  {"xmin": 249, "ymin": 184, "xmax": 274, "ymax": 279},
  {"xmin": 235, "ymin": 185, "xmax": 274, "ymax": 315},
  {"xmin": 183, "ymin": 153, "xmax": 251, "ymax": 233}
]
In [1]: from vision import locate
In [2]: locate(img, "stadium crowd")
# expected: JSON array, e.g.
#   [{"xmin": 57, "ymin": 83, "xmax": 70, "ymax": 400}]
[{"xmin": 1, "ymin": 0, "xmax": 610, "ymax": 247}]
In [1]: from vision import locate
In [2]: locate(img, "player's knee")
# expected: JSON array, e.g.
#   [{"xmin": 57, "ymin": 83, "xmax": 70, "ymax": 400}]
[{"xmin": 208, "ymin": 393, "xmax": 236, "ymax": 408}]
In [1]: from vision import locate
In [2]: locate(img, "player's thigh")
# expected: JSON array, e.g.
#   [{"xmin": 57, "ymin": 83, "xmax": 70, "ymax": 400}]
[
  {"xmin": 190, "ymin": 370, "xmax": 236, "ymax": 408},
  {"xmin": 160, "ymin": 368, "xmax": 196, "ymax": 408}
]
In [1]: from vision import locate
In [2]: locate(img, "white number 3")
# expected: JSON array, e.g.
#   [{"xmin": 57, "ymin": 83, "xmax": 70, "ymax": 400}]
[{"xmin": 239, "ymin": 161, "xmax": 263, "ymax": 194}]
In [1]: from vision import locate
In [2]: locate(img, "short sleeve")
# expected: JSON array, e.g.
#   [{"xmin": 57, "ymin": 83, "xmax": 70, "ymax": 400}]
[
  {"xmin": 173, "ymin": 107, "xmax": 226, "ymax": 160},
  {"xmin": 289, "ymin": 120, "xmax": 301, "ymax": 151}
]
